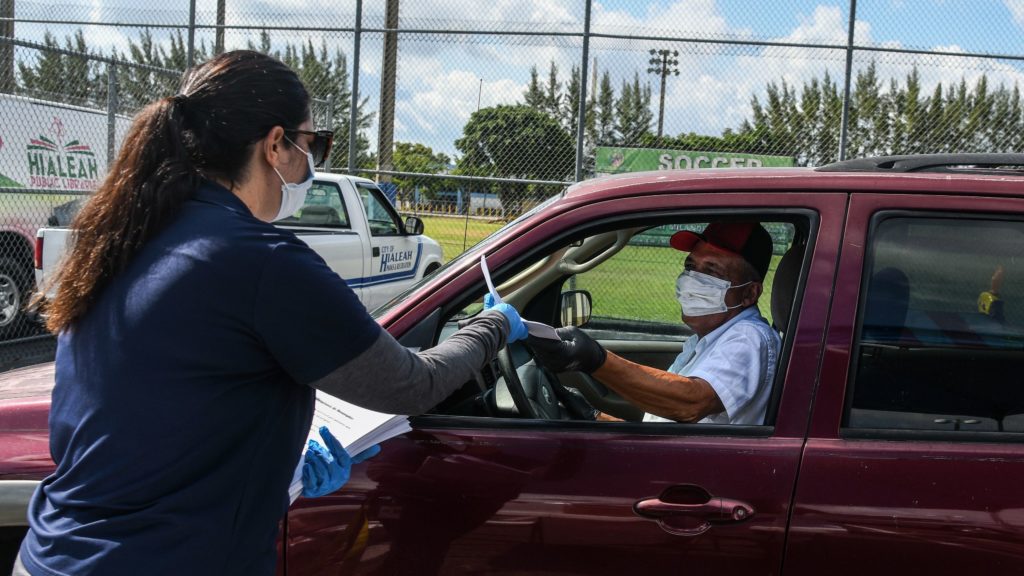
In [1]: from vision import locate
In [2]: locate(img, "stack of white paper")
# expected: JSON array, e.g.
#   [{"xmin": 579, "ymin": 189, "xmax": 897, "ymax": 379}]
[
  {"xmin": 304, "ymin": 391, "xmax": 411, "ymax": 456},
  {"xmin": 289, "ymin": 391, "xmax": 411, "ymax": 502}
]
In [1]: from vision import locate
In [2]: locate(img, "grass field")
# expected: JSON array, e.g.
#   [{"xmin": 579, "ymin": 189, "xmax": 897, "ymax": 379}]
[
  {"xmin": 420, "ymin": 215, "xmax": 504, "ymax": 262},
  {"xmin": 416, "ymin": 213, "xmax": 783, "ymax": 326}
]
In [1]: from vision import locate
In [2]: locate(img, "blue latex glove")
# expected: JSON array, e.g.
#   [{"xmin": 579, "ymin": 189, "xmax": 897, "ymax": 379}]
[
  {"xmin": 483, "ymin": 293, "xmax": 528, "ymax": 343},
  {"xmin": 301, "ymin": 426, "xmax": 381, "ymax": 498}
]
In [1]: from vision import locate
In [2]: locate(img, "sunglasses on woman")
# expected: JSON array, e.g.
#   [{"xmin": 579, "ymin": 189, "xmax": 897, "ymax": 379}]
[{"xmin": 285, "ymin": 129, "xmax": 334, "ymax": 168}]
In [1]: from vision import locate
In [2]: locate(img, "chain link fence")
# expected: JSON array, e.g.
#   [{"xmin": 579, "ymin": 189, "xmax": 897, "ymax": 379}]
[{"xmin": 1, "ymin": 0, "xmax": 1024, "ymax": 366}]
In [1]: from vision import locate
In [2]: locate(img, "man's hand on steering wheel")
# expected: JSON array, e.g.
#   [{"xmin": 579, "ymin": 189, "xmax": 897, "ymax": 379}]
[{"xmin": 527, "ymin": 326, "xmax": 607, "ymax": 374}]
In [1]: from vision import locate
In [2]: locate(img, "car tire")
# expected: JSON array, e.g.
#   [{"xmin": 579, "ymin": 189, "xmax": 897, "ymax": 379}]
[
  {"xmin": 424, "ymin": 263, "xmax": 441, "ymax": 277},
  {"xmin": 0, "ymin": 258, "xmax": 35, "ymax": 340}
]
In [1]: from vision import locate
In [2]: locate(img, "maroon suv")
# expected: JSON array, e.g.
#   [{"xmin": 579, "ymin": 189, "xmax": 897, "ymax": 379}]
[{"xmin": 2, "ymin": 154, "xmax": 1023, "ymax": 575}]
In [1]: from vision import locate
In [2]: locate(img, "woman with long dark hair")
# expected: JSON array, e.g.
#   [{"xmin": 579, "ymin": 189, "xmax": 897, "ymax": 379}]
[{"xmin": 15, "ymin": 50, "xmax": 525, "ymax": 576}]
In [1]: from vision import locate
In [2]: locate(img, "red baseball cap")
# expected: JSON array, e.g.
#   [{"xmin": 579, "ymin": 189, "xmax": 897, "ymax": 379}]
[{"xmin": 670, "ymin": 222, "xmax": 772, "ymax": 279}]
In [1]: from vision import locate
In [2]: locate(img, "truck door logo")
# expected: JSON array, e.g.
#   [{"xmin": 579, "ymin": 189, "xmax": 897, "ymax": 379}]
[
  {"xmin": 379, "ymin": 245, "xmax": 414, "ymax": 272},
  {"xmin": 27, "ymin": 116, "xmax": 100, "ymax": 190}
]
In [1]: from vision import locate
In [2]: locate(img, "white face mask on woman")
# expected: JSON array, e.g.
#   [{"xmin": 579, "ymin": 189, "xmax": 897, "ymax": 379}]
[
  {"xmin": 675, "ymin": 269, "xmax": 751, "ymax": 317},
  {"xmin": 271, "ymin": 137, "xmax": 314, "ymax": 221}
]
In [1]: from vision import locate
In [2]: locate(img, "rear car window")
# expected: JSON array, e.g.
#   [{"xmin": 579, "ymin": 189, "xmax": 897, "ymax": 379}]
[{"xmin": 846, "ymin": 216, "xmax": 1024, "ymax": 435}]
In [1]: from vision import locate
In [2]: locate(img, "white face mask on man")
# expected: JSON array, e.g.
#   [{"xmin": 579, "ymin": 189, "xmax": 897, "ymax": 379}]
[
  {"xmin": 675, "ymin": 269, "xmax": 751, "ymax": 317},
  {"xmin": 271, "ymin": 136, "xmax": 314, "ymax": 222}
]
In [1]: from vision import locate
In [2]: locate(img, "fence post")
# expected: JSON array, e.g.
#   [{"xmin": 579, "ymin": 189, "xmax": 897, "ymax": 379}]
[
  {"xmin": 107, "ymin": 63, "xmax": 118, "ymax": 167},
  {"xmin": 187, "ymin": 0, "xmax": 196, "ymax": 68},
  {"xmin": 462, "ymin": 187, "xmax": 471, "ymax": 252},
  {"xmin": 574, "ymin": 0, "xmax": 593, "ymax": 182},
  {"xmin": 324, "ymin": 93, "xmax": 334, "ymax": 171},
  {"xmin": 838, "ymin": 0, "xmax": 858, "ymax": 162},
  {"xmin": 348, "ymin": 0, "xmax": 363, "ymax": 173},
  {"xmin": 0, "ymin": 0, "xmax": 14, "ymax": 93}
]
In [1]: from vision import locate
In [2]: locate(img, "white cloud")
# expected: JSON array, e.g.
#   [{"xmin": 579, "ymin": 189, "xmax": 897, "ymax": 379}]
[
  {"xmin": 785, "ymin": 5, "xmax": 851, "ymax": 45},
  {"xmin": 398, "ymin": 0, "xmax": 577, "ymax": 26},
  {"xmin": 593, "ymin": 0, "xmax": 730, "ymax": 35},
  {"xmin": 392, "ymin": 61, "xmax": 525, "ymax": 155}
]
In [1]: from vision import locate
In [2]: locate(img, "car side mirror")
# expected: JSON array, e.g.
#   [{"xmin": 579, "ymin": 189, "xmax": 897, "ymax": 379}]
[
  {"xmin": 404, "ymin": 216, "xmax": 424, "ymax": 235},
  {"xmin": 560, "ymin": 290, "xmax": 592, "ymax": 327}
]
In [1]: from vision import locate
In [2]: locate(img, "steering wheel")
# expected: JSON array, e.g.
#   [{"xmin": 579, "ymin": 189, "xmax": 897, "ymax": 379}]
[{"xmin": 494, "ymin": 343, "xmax": 599, "ymax": 420}]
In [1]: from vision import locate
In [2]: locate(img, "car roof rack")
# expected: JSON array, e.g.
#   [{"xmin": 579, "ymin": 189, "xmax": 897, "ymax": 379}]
[{"xmin": 815, "ymin": 153, "xmax": 1024, "ymax": 174}]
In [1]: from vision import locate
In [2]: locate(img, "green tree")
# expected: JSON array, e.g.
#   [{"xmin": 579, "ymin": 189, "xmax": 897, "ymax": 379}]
[
  {"xmin": 543, "ymin": 62, "xmax": 561, "ymax": 118},
  {"xmin": 739, "ymin": 64, "xmax": 1024, "ymax": 164},
  {"xmin": 392, "ymin": 141, "xmax": 451, "ymax": 202},
  {"xmin": 113, "ymin": 29, "xmax": 185, "ymax": 110},
  {"xmin": 276, "ymin": 40, "xmax": 375, "ymax": 169},
  {"xmin": 455, "ymin": 104, "xmax": 573, "ymax": 212},
  {"xmin": 523, "ymin": 65, "xmax": 545, "ymax": 110},
  {"xmin": 615, "ymin": 72, "xmax": 653, "ymax": 145},
  {"xmin": 18, "ymin": 30, "xmax": 103, "ymax": 107},
  {"xmin": 593, "ymin": 71, "xmax": 616, "ymax": 145}
]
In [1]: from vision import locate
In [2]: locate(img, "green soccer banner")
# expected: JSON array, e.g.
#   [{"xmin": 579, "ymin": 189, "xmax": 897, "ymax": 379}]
[{"xmin": 595, "ymin": 146, "xmax": 794, "ymax": 174}]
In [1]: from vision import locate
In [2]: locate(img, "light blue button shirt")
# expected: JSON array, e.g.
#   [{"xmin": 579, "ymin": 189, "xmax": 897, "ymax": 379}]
[{"xmin": 643, "ymin": 306, "xmax": 780, "ymax": 425}]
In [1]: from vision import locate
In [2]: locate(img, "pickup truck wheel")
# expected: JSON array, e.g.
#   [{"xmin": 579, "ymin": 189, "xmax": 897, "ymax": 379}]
[{"xmin": 0, "ymin": 258, "xmax": 33, "ymax": 339}]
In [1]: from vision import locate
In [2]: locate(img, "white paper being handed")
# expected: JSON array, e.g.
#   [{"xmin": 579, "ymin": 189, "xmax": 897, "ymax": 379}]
[
  {"xmin": 480, "ymin": 254, "xmax": 561, "ymax": 340},
  {"xmin": 523, "ymin": 320, "xmax": 561, "ymax": 340},
  {"xmin": 479, "ymin": 254, "xmax": 503, "ymax": 305}
]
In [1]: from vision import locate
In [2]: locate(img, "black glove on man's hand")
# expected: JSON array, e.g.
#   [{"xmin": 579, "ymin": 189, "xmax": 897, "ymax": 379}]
[{"xmin": 527, "ymin": 326, "xmax": 607, "ymax": 374}]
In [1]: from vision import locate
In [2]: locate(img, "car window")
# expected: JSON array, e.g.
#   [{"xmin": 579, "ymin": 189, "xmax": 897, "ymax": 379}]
[
  {"xmin": 275, "ymin": 181, "xmax": 351, "ymax": 228},
  {"xmin": 572, "ymin": 222, "xmax": 795, "ymax": 342},
  {"xmin": 846, "ymin": 216, "xmax": 1024, "ymax": 435},
  {"xmin": 432, "ymin": 215, "xmax": 804, "ymax": 426},
  {"xmin": 357, "ymin": 182, "xmax": 402, "ymax": 236}
]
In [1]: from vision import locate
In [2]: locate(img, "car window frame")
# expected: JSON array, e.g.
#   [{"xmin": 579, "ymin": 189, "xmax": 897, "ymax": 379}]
[
  {"xmin": 356, "ymin": 181, "xmax": 404, "ymax": 237},
  {"xmin": 412, "ymin": 206, "xmax": 820, "ymax": 437},
  {"xmin": 841, "ymin": 208, "xmax": 1024, "ymax": 444}
]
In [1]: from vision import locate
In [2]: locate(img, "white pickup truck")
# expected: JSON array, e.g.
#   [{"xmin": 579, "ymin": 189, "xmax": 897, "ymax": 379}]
[{"xmin": 35, "ymin": 173, "xmax": 444, "ymax": 311}]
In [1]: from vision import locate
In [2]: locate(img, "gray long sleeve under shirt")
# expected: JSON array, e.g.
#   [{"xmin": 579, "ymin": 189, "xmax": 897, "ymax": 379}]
[{"xmin": 308, "ymin": 310, "xmax": 510, "ymax": 415}]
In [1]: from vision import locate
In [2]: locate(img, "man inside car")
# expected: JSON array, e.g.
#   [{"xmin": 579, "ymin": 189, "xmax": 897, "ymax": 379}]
[{"xmin": 530, "ymin": 222, "xmax": 781, "ymax": 425}]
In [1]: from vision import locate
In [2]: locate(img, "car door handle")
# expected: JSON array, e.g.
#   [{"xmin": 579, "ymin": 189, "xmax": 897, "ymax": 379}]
[
  {"xmin": 372, "ymin": 247, "xmax": 380, "ymax": 257},
  {"xmin": 634, "ymin": 486, "xmax": 755, "ymax": 536}
]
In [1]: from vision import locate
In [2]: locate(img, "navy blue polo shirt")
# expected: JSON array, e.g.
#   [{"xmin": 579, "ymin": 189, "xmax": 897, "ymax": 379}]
[{"xmin": 21, "ymin": 181, "xmax": 383, "ymax": 576}]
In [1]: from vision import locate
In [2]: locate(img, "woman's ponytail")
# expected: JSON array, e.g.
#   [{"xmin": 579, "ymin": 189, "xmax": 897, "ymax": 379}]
[{"xmin": 41, "ymin": 96, "xmax": 202, "ymax": 332}]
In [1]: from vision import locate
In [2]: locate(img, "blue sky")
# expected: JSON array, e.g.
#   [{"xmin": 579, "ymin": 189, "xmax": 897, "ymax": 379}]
[{"xmin": 12, "ymin": 1, "xmax": 1024, "ymax": 156}]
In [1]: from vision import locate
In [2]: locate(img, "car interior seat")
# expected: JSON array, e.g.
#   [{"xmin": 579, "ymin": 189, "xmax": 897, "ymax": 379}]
[
  {"xmin": 850, "ymin": 267, "xmax": 913, "ymax": 422},
  {"xmin": 761, "ymin": 240, "xmax": 804, "ymax": 426},
  {"xmin": 861, "ymin": 267, "xmax": 911, "ymax": 342},
  {"xmin": 770, "ymin": 241, "xmax": 804, "ymax": 336},
  {"xmin": 299, "ymin": 205, "xmax": 342, "ymax": 226}
]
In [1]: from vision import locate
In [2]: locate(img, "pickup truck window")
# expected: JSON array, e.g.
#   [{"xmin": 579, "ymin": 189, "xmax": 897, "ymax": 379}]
[
  {"xmin": 847, "ymin": 216, "xmax": 1024, "ymax": 435},
  {"xmin": 276, "ymin": 182, "xmax": 351, "ymax": 228},
  {"xmin": 357, "ymin": 182, "xmax": 402, "ymax": 236}
]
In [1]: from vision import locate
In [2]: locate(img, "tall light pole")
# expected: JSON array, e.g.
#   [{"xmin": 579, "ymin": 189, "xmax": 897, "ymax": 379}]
[
  {"xmin": 215, "ymin": 0, "xmax": 226, "ymax": 54},
  {"xmin": 376, "ymin": 0, "xmax": 399, "ymax": 184},
  {"xmin": 647, "ymin": 48, "xmax": 679, "ymax": 142}
]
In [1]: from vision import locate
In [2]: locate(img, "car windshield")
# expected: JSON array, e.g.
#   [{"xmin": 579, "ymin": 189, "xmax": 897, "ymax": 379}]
[{"xmin": 370, "ymin": 190, "xmax": 566, "ymax": 319}]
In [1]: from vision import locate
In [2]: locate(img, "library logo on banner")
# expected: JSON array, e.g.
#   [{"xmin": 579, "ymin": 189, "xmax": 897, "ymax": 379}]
[{"xmin": 27, "ymin": 116, "xmax": 100, "ymax": 190}]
